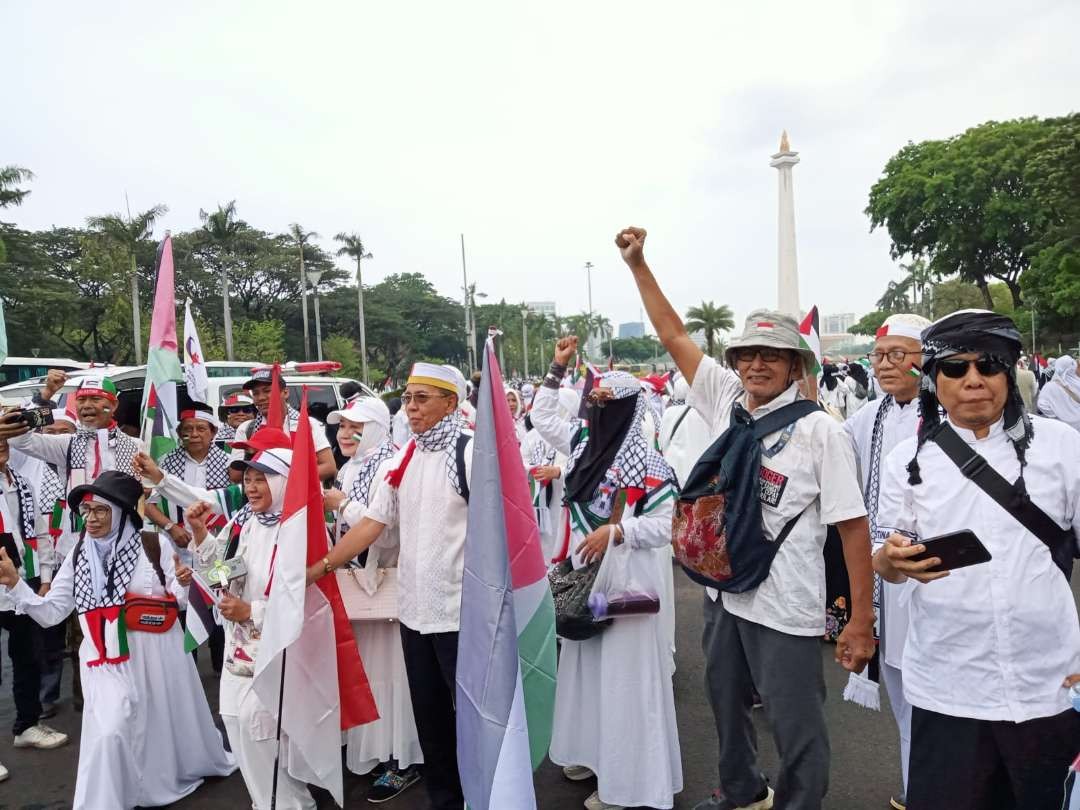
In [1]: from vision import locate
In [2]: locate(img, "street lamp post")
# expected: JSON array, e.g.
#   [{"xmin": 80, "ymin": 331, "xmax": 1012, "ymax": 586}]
[
  {"xmin": 221, "ymin": 265, "xmax": 234, "ymax": 361},
  {"xmin": 307, "ymin": 269, "xmax": 324, "ymax": 362},
  {"xmin": 130, "ymin": 263, "xmax": 142, "ymax": 365},
  {"xmin": 521, "ymin": 307, "xmax": 530, "ymax": 379}
]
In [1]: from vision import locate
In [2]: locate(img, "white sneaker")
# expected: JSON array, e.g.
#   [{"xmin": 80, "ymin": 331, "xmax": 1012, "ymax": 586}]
[
  {"xmin": 0, "ymin": 761, "xmax": 8, "ymax": 781},
  {"xmin": 562, "ymin": 764, "xmax": 595, "ymax": 782},
  {"xmin": 583, "ymin": 790, "xmax": 624, "ymax": 810},
  {"xmin": 13, "ymin": 724, "xmax": 69, "ymax": 749}
]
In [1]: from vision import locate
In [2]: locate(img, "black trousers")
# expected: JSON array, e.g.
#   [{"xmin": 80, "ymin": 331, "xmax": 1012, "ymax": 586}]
[
  {"xmin": 400, "ymin": 624, "xmax": 463, "ymax": 810},
  {"xmin": 909, "ymin": 705, "xmax": 1080, "ymax": 810},
  {"xmin": 0, "ymin": 607, "xmax": 44, "ymax": 735}
]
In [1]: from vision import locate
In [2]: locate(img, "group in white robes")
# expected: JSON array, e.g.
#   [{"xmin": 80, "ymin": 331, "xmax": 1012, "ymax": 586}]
[
  {"xmin": 0, "ymin": 475, "xmax": 235, "ymax": 810},
  {"xmin": 532, "ymin": 371, "xmax": 682, "ymax": 810},
  {"xmin": 1037, "ymin": 354, "xmax": 1080, "ymax": 432}
]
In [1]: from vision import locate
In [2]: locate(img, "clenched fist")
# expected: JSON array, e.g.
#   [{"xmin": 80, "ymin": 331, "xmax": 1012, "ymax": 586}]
[
  {"xmin": 615, "ymin": 226, "xmax": 647, "ymax": 268},
  {"xmin": 554, "ymin": 337, "xmax": 578, "ymax": 367}
]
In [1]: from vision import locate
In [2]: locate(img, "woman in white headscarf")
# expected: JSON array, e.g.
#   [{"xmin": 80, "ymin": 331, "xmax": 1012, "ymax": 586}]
[
  {"xmin": 0, "ymin": 471, "xmax": 236, "ymax": 810},
  {"xmin": 532, "ymin": 338, "xmax": 683, "ymax": 810},
  {"xmin": 181, "ymin": 448, "xmax": 315, "ymax": 810},
  {"xmin": 1037, "ymin": 355, "xmax": 1080, "ymax": 432},
  {"xmin": 506, "ymin": 388, "xmax": 528, "ymax": 444},
  {"xmin": 320, "ymin": 398, "xmax": 423, "ymax": 801}
]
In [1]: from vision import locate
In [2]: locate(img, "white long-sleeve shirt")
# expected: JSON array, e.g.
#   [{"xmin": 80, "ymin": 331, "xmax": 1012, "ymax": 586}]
[{"xmin": 876, "ymin": 415, "xmax": 1080, "ymax": 722}]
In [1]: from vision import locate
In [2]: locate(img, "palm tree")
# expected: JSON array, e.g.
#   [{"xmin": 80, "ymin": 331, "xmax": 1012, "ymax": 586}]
[
  {"xmin": 684, "ymin": 301, "xmax": 735, "ymax": 358},
  {"xmin": 334, "ymin": 232, "xmax": 374, "ymax": 385},
  {"xmin": 901, "ymin": 259, "xmax": 934, "ymax": 317},
  {"xmin": 87, "ymin": 203, "xmax": 169, "ymax": 365},
  {"xmin": 288, "ymin": 224, "xmax": 320, "ymax": 361},
  {"xmin": 875, "ymin": 278, "xmax": 912, "ymax": 313},
  {"xmin": 198, "ymin": 201, "xmax": 244, "ymax": 360},
  {"xmin": 0, "ymin": 166, "xmax": 34, "ymax": 208}
]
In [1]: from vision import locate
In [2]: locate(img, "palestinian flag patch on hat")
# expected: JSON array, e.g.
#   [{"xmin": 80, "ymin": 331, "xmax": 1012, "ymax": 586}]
[{"xmin": 76, "ymin": 376, "xmax": 118, "ymax": 401}]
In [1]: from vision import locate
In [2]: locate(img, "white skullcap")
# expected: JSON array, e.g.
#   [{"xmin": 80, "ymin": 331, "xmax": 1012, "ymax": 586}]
[
  {"xmin": 407, "ymin": 362, "xmax": 461, "ymax": 398},
  {"xmin": 876, "ymin": 313, "xmax": 932, "ymax": 342}
]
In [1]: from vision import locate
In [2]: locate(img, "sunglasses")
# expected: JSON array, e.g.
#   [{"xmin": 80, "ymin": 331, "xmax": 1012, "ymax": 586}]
[
  {"xmin": 402, "ymin": 392, "xmax": 450, "ymax": 406},
  {"xmin": 226, "ymin": 407, "xmax": 255, "ymax": 415},
  {"xmin": 936, "ymin": 356, "xmax": 1008, "ymax": 379}
]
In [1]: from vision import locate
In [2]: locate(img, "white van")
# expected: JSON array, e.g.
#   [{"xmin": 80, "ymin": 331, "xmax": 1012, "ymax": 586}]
[{"xmin": 0, "ymin": 361, "xmax": 377, "ymax": 428}]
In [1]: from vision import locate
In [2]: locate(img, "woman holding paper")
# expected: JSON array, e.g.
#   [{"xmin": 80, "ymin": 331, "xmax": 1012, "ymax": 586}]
[{"xmin": 321, "ymin": 397, "xmax": 423, "ymax": 802}]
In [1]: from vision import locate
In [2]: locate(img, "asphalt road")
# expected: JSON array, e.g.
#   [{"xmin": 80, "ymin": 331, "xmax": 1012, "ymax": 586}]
[{"xmin": 2, "ymin": 565, "xmax": 1076, "ymax": 810}]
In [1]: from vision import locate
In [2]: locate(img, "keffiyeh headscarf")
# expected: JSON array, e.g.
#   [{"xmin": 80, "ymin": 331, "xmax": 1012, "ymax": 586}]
[
  {"xmin": 563, "ymin": 371, "xmax": 670, "ymax": 504},
  {"xmin": 908, "ymin": 309, "xmax": 1030, "ymax": 486}
]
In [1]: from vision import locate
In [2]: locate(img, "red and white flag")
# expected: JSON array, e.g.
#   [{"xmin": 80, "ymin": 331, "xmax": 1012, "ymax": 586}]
[{"xmin": 252, "ymin": 388, "xmax": 378, "ymax": 806}]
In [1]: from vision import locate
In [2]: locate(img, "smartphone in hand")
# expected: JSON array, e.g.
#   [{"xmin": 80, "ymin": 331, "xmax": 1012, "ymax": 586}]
[{"xmin": 908, "ymin": 530, "xmax": 991, "ymax": 573}]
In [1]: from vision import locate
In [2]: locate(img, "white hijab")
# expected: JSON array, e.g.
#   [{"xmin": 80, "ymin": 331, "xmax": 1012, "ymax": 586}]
[
  {"xmin": 86, "ymin": 496, "xmax": 123, "ymax": 600},
  {"xmin": 1039, "ymin": 355, "xmax": 1080, "ymax": 430}
]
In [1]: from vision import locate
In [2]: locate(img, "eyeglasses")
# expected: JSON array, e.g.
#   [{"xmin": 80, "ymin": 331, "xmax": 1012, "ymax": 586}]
[
  {"xmin": 227, "ymin": 407, "xmax": 255, "ymax": 415},
  {"xmin": 936, "ymin": 356, "xmax": 1008, "ymax": 379},
  {"xmin": 733, "ymin": 348, "xmax": 787, "ymax": 364},
  {"xmin": 78, "ymin": 504, "xmax": 112, "ymax": 519},
  {"xmin": 402, "ymin": 392, "xmax": 451, "ymax": 406},
  {"xmin": 586, "ymin": 390, "xmax": 615, "ymax": 408},
  {"xmin": 867, "ymin": 349, "xmax": 921, "ymax": 366}
]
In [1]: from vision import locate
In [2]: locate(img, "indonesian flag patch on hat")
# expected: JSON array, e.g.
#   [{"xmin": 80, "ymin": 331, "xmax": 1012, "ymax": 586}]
[
  {"xmin": 179, "ymin": 408, "xmax": 219, "ymax": 429},
  {"xmin": 222, "ymin": 393, "xmax": 255, "ymax": 409},
  {"xmin": 75, "ymin": 376, "xmax": 118, "ymax": 402},
  {"xmin": 407, "ymin": 362, "xmax": 461, "ymax": 396}
]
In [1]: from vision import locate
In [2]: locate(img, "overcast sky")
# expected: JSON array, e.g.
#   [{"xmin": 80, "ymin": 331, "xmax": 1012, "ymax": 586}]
[{"xmin": 5, "ymin": 0, "xmax": 1078, "ymax": 335}]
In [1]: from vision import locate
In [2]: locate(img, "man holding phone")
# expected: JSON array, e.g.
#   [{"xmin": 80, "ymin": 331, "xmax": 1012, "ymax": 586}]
[{"xmin": 874, "ymin": 310, "xmax": 1080, "ymax": 810}]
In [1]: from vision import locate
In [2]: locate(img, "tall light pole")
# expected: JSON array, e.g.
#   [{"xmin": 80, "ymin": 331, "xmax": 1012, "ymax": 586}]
[
  {"xmin": 584, "ymin": 261, "xmax": 594, "ymax": 319},
  {"xmin": 298, "ymin": 242, "xmax": 311, "ymax": 361},
  {"xmin": 130, "ymin": 262, "xmax": 142, "ymax": 365},
  {"xmin": 461, "ymin": 235, "xmax": 476, "ymax": 371},
  {"xmin": 307, "ymin": 268, "xmax": 324, "ymax": 362},
  {"xmin": 221, "ymin": 265, "xmax": 234, "ymax": 361},
  {"xmin": 521, "ymin": 307, "xmax": 530, "ymax": 379},
  {"xmin": 354, "ymin": 251, "xmax": 372, "ymax": 386}
]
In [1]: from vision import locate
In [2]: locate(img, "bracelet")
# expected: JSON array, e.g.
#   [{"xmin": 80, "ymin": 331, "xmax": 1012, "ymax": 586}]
[
  {"xmin": 549, "ymin": 362, "xmax": 567, "ymax": 378},
  {"xmin": 542, "ymin": 374, "xmax": 561, "ymax": 390},
  {"xmin": 322, "ymin": 556, "xmax": 334, "ymax": 575}
]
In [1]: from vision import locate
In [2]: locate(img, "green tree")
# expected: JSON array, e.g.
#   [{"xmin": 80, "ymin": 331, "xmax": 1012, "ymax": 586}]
[
  {"xmin": 684, "ymin": 301, "xmax": 734, "ymax": 358},
  {"xmin": 867, "ymin": 116, "xmax": 1065, "ymax": 309},
  {"xmin": 288, "ymin": 223, "xmax": 319, "ymax": 361},
  {"xmin": 1020, "ymin": 114, "xmax": 1080, "ymax": 321},
  {"xmin": 321, "ymin": 333, "xmax": 362, "ymax": 380},
  {"xmin": 334, "ymin": 232, "xmax": 373, "ymax": 381},
  {"xmin": 849, "ymin": 310, "xmax": 890, "ymax": 337},
  {"xmin": 875, "ymin": 279, "xmax": 911, "ymax": 313},
  {"xmin": 197, "ymin": 201, "xmax": 246, "ymax": 359},
  {"xmin": 0, "ymin": 166, "xmax": 34, "ymax": 209}
]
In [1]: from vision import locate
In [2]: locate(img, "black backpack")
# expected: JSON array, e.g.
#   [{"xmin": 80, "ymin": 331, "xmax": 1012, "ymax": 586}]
[{"xmin": 672, "ymin": 399, "xmax": 820, "ymax": 593}]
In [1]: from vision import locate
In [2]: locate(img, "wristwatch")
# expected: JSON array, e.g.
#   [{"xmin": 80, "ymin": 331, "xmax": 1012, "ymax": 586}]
[{"xmin": 163, "ymin": 522, "xmax": 175, "ymax": 533}]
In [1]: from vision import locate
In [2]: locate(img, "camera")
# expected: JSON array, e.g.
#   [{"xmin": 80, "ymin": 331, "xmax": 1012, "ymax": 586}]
[{"xmin": 11, "ymin": 406, "xmax": 55, "ymax": 430}]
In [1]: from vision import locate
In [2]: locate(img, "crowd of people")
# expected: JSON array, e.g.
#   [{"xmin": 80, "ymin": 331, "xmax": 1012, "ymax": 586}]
[{"xmin": 0, "ymin": 225, "xmax": 1076, "ymax": 810}]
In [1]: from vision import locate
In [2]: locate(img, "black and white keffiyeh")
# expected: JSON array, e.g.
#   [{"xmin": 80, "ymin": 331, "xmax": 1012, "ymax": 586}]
[
  {"xmin": 5, "ymin": 467, "xmax": 38, "ymax": 544},
  {"xmin": 159, "ymin": 446, "xmax": 232, "ymax": 490},
  {"xmin": 72, "ymin": 520, "xmax": 141, "ymax": 613},
  {"xmin": 67, "ymin": 426, "xmax": 140, "ymax": 478},
  {"xmin": 563, "ymin": 371, "xmax": 672, "ymax": 504},
  {"xmin": 348, "ymin": 439, "xmax": 399, "ymax": 508},
  {"xmin": 246, "ymin": 405, "xmax": 302, "ymax": 436},
  {"xmin": 414, "ymin": 413, "xmax": 469, "ymax": 498}
]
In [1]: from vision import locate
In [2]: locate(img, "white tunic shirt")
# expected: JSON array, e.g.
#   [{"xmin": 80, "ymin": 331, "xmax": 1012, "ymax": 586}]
[
  {"xmin": 843, "ymin": 396, "xmax": 921, "ymax": 666},
  {"xmin": 365, "ymin": 442, "xmax": 474, "ymax": 634},
  {"xmin": 689, "ymin": 357, "xmax": 867, "ymax": 636},
  {"xmin": 876, "ymin": 415, "xmax": 1080, "ymax": 722}
]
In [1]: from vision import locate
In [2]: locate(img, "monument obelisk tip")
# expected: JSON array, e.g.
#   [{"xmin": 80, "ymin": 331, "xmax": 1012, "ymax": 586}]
[{"xmin": 779, "ymin": 130, "xmax": 790, "ymax": 153}]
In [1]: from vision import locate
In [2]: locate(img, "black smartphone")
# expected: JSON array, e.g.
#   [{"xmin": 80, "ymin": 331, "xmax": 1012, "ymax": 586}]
[
  {"xmin": 0, "ymin": 533, "xmax": 22, "ymax": 571},
  {"xmin": 908, "ymin": 529, "xmax": 991, "ymax": 573}
]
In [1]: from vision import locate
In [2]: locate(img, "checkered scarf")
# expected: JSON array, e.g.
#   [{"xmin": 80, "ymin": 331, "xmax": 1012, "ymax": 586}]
[
  {"xmin": 73, "ymin": 520, "xmax": 141, "ymax": 613},
  {"xmin": 67, "ymin": 426, "xmax": 140, "ymax": 479},
  {"xmin": 2, "ymin": 467, "xmax": 37, "ymax": 548},
  {"xmin": 159, "ymin": 446, "xmax": 232, "ymax": 490},
  {"xmin": 564, "ymin": 372, "xmax": 658, "ymax": 498},
  {"xmin": 526, "ymin": 436, "xmax": 558, "ymax": 469},
  {"xmin": 247, "ymin": 405, "xmax": 302, "ymax": 436},
  {"xmin": 347, "ymin": 438, "xmax": 399, "ymax": 508},
  {"xmin": 414, "ymin": 413, "xmax": 467, "ymax": 498}
]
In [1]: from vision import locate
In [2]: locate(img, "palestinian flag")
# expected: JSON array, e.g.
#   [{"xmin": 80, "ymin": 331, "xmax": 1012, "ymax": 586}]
[
  {"xmin": 799, "ymin": 305, "xmax": 822, "ymax": 378},
  {"xmin": 456, "ymin": 335, "xmax": 557, "ymax": 810},
  {"xmin": 139, "ymin": 236, "xmax": 182, "ymax": 463},
  {"xmin": 183, "ymin": 572, "xmax": 219, "ymax": 653}
]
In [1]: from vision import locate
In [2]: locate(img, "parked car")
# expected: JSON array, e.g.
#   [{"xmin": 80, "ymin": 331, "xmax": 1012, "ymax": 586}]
[{"xmin": 0, "ymin": 361, "xmax": 376, "ymax": 430}]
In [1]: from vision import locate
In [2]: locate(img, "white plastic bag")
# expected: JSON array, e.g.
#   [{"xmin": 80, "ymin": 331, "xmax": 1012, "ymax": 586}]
[{"xmin": 589, "ymin": 537, "xmax": 662, "ymax": 618}]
